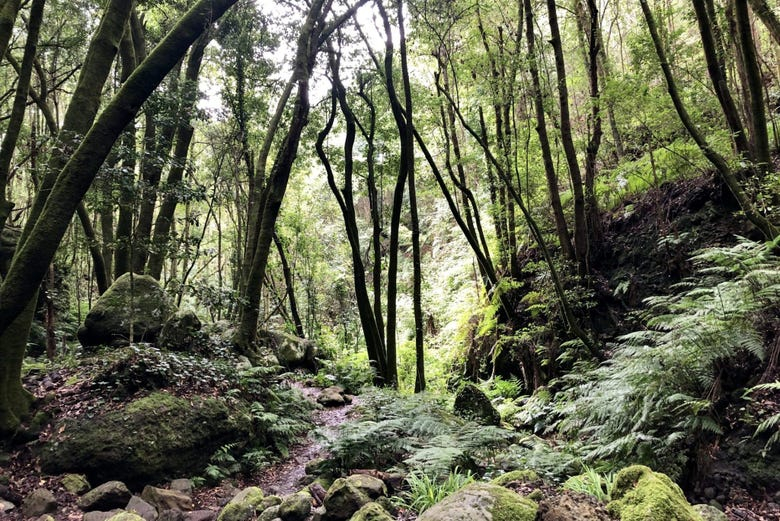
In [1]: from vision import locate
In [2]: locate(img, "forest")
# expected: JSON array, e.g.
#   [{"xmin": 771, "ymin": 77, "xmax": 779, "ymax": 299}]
[{"xmin": 0, "ymin": 0, "xmax": 779, "ymax": 519}]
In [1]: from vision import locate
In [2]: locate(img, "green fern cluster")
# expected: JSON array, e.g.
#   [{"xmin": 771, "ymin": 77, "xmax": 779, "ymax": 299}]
[
  {"xmin": 394, "ymin": 468, "xmax": 474, "ymax": 514},
  {"xmin": 560, "ymin": 237, "xmax": 780, "ymax": 476},
  {"xmin": 323, "ymin": 389, "xmax": 517, "ymax": 477}
]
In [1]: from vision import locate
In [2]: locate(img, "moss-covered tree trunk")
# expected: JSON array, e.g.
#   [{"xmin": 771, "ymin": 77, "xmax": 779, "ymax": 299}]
[{"xmin": 0, "ymin": 0, "xmax": 239, "ymax": 437}]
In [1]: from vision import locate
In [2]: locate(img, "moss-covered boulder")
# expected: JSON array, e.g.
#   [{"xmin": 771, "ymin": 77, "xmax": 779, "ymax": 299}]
[
  {"xmin": 323, "ymin": 478, "xmax": 371, "ymax": 521},
  {"xmin": 278, "ymin": 492, "xmax": 311, "ymax": 521},
  {"xmin": 416, "ymin": 483, "xmax": 537, "ymax": 521},
  {"xmin": 39, "ymin": 392, "xmax": 249, "ymax": 488},
  {"xmin": 349, "ymin": 502, "xmax": 393, "ymax": 521},
  {"xmin": 345, "ymin": 474, "xmax": 386, "ymax": 499},
  {"xmin": 159, "ymin": 311, "xmax": 202, "ymax": 352},
  {"xmin": 607, "ymin": 465, "xmax": 702, "ymax": 521},
  {"xmin": 217, "ymin": 487, "xmax": 265, "ymax": 521},
  {"xmin": 256, "ymin": 330, "xmax": 317, "ymax": 370},
  {"xmin": 453, "ymin": 384, "xmax": 500, "ymax": 426},
  {"xmin": 537, "ymin": 490, "xmax": 612, "ymax": 521},
  {"xmin": 490, "ymin": 469, "xmax": 540, "ymax": 487},
  {"xmin": 78, "ymin": 273, "xmax": 176, "ymax": 348}
]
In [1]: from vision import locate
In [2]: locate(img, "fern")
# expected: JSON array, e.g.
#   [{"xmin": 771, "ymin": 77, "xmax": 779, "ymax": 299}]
[
  {"xmin": 747, "ymin": 381, "xmax": 780, "ymax": 453},
  {"xmin": 559, "ymin": 237, "xmax": 780, "ymax": 476}
]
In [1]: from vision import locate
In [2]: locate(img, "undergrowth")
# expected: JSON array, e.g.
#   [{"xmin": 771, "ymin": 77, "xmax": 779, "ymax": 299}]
[{"xmin": 394, "ymin": 468, "xmax": 474, "ymax": 514}]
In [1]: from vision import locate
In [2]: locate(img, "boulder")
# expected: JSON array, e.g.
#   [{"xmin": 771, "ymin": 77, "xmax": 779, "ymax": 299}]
[
  {"xmin": 345, "ymin": 475, "xmax": 386, "ymax": 499},
  {"xmin": 106, "ymin": 513, "xmax": 146, "ymax": 521},
  {"xmin": 490, "ymin": 469, "xmax": 539, "ymax": 487},
  {"xmin": 185, "ymin": 511, "xmax": 217, "ymax": 521},
  {"xmin": 83, "ymin": 510, "xmax": 123, "ymax": 521},
  {"xmin": 78, "ymin": 482, "xmax": 133, "ymax": 512},
  {"xmin": 536, "ymin": 491, "xmax": 612, "ymax": 521},
  {"xmin": 40, "ymin": 392, "xmax": 250, "ymax": 488},
  {"xmin": 21, "ymin": 488, "xmax": 58, "ymax": 517},
  {"xmin": 278, "ymin": 492, "xmax": 311, "ymax": 521},
  {"xmin": 141, "ymin": 486, "xmax": 193, "ymax": 512},
  {"xmin": 257, "ymin": 330, "xmax": 317, "ymax": 370},
  {"xmin": 61, "ymin": 473, "xmax": 91, "ymax": 494},
  {"xmin": 317, "ymin": 386, "xmax": 348, "ymax": 407},
  {"xmin": 349, "ymin": 502, "xmax": 393, "ymax": 521},
  {"xmin": 78, "ymin": 273, "xmax": 176, "ymax": 347},
  {"xmin": 323, "ymin": 478, "xmax": 371, "ymax": 521},
  {"xmin": 607, "ymin": 465, "xmax": 701, "ymax": 521},
  {"xmin": 217, "ymin": 487, "xmax": 265, "ymax": 521},
  {"xmin": 127, "ymin": 496, "xmax": 158, "ymax": 521},
  {"xmin": 0, "ymin": 499, "xmax": 15, "ymax": 513},
  {"xmin": 453, "ymin": 384, "xmax": 500, "ymax": 426},
  {"xmin": 170, "ymin": 479, "xmax": 194, "ymax": 495},
  {"xmin": 257, "ymin": 505, "xmax": 280, "ymax": 521},
  {"xmin": 159, "ymin": 311, "xmax": 202, "ymax": 352},
  {"xmin": 416, "ymin": 483, "xmax": 537, "ymax": 521},
  {"xmin": 693, "ymin": 504, "xmax": 728, "ymax": 521}
]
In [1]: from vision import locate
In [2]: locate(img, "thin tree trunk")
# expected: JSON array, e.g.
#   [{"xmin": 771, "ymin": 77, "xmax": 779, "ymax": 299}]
[
  {"xmin": 273, "ymin": 232, "xmax": 305, "ymax": 338},
  {"xmin": 747, "ymin": 0, "xmax": 780, "ymax": 47}
]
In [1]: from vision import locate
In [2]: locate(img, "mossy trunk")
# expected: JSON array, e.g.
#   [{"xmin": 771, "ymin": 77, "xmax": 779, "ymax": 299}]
[{"xmin": 0, "ymin": 298, "xmax": 36, "ymax": 435}]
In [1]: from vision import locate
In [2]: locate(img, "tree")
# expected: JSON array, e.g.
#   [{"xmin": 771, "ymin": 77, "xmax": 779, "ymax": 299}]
[{"xmin": 0, "ymin": 0, "xmax": 240, "ymax": 436}]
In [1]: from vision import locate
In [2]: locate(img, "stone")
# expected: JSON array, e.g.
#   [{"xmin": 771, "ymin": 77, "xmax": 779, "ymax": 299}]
[
  {"xmin": 170, "ymin": 479, "xmax": 194, "ymax": 495},
  {"xmin": 185, "ymin": 511, "xmax": 217, "ymax": 521},
  {"xmin": 536, "ymin": 491, "xmax": 612, "ymax": 521},
  {"xmin": 77, "ymin": 481, "xmax": 133, "ymax": 512},
  {"xmin": 349, "ymin": 502, "xmax": 394, "ymax": 521},
  {"xmin": 61, "ymin": 473, "xmax": 91, "ymax": 494},
  {"xmin": 83, "ymin": 510, "xmax": 123, "ymax": 521},
  {"xmin": 216, "ymin": 487, "xmax": 265, "ymax": 521},
  {"xmin": 256, "ymin": 330, "xmax": 317, "ymax": 370},
  {"xmin": 159, "ymin": 311, "xmax": 202, "ymax": 352},
  {"xmin": 607, "ymin": 465, "xmax": 701, "ymax": 521},
  {"xmin": 78, "ymin": 273, "xmax": 176, "ymax": 347},
  {"xmin": 258, "ymin": 505, "xmax": 281, "ymax": 521},
  {"xmin": 0, "ymin": 499, "xmax": 15, "ymax": 512},
  {"xmin": 278, "ymin": 492, "xmax": 311, "ymax": 521},
  {"xmin": 36, "ymin": 515, "xmax": 56, "ymax": 521},
  {"xmin": 21, "ymin": 488, "xmax": 58, "ymax": 517},
  {"xmin": 416, "ymin": 483, "xmax": 537, "ymax": 521},
  {"xmin": 453, "ymin": 383, "xmax": 501, "ymax": 426},
  {"xmin": 311, "ymin": 506, "xmax": 326, "ymax": 521},
  {"xmin": 693, "ymin": 504, "xmax": 728, "ymax": 521},
  {"xmin": 261, "ymin": 496, "xmax": 283, "ymax": 509},
  {"xmin": 318, "ymin": 386, "xmax": 347, "ymax": 407},
  {"xmin": 141, "ymin": 486, "xmax": 194, "ymax": 512},
  {"xmin": 0, "ymin": 483, "xmax": 22, "ymax": 503},
  {"xmin": 158, "ymin": 510, "xmax": 186, "ymax": 521},
  {"xmin": 323, "ymin": 478, "xmax": 371, "ymax": 520},
  {"xmin": 127, "ymin": 495, "xmax": 159, "ymax": 521},
  {"xmin": 40, "ymin": 392, "xmax": 249, "ymax": 489},
  {"xmin": 490, "ymin": 469, "xmax": 540, "ymax": 487},
  {"xmin": 106, "ymin": 513, "xmax": 146, "ymax": 521},
  {"xmin": 345, "ymin": 475, "xmax": 386, "ymax": 499}
]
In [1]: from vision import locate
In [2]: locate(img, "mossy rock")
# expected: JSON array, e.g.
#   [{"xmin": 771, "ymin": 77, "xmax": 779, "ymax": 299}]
[
  {"xmin": 323, "ymin": 478, "xmax": 371, "ymax": 521},
  {"xmin": 217, "ymin": 487, "xmax": 265, "ymax": 521},
  {"xmin": 78, "ymin": 273, "xmax": 176, "ymax": 348},
  {"xmin": 607, "ymin": 465, "xmax": 702, "ymax": 521},
  {"xmin": 416, "ymin": 483, "xmax": 537, "ymax": 521},
  {"xmin": 349, "ymin": 502, "xmax": 394, "ymax": 521},
  {"xmin": 159, "ymin": 311, "xmax": 202, "ymax": 352},
  {"xmin": 106, "ymin": 513, "xmax": 146, "ymax": 521},
  {"xmin": 39, "ymin": 392, "xmax": 250, "ymax": 488},
  {"xmin": 490, "ymin": 469, "xmax": 540, "ymax": 487},
  {"xmin": 453, "ymin": 384, "xmax": 500, "ymax": 426}
]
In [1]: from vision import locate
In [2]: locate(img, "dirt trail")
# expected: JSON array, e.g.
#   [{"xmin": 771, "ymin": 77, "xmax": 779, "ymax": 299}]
[{"xmin": 252, "ymin": 385, "xmax": 356, "ymax": 496}]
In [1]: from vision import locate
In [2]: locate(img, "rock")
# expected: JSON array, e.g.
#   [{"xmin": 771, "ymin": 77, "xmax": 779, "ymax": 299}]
[
  {"xmin": 40, "ymin": 392, "xmax": 249, "ymax": 488},
  {"xmin": 278, "ymin": 492, "xmax": 311, "ymax": 521},
  {"xmin": 158, "ymin": 510, "xmax": 186, "ymax": 521},
  {"xmin": 318, "ymin": 386, "xmax": 347, "ymax": 407},
  {"xmin": 453, "ymin": 383, "xmax": 500, "ymax": 426},
  {"xmin": 83, "ymin": 510, "xmax": 123, "ymax": 521},
  {"xmin": 159, "ymin": 311, "xmax": 202, "ymax": 352},
  {"xmin": 693, "ymin": 504, "xmax": 728, "ymax": 521},
  {"xmin": 78, "ymin": 273, "xmax": 176, "ymax": 347},
  {"xmin": 142, "ymin": 486, "xmax": 194, "ymax": 512},
  {"xmin": 311, "ymin": 506, "xmax": 326, "ymax": 521},
  {"xmin": 127, "ymin": 496, "xmax": 158, "ymax": 521},
  {"xmin": 345, "ymin": 475, "xmax": 386, "ymax": 499},
  {"xmin": 22, "ymin": 488, "xmax": 58, "ymax": 517},
  {"xmin": 323, "ymin": 478, "xmax": 371, "ymax": 521},
  {"xmin": 258, "ymin": 505, "xmax": 281, "ymax": 521},
  {"xmin": 78, "ymin": 481, "xmax": 133, "ymax": 512},
  {"xmin": 0, "ymin": 483, "xmax": 22, "ymax": 503},
  {"xmin": 490, "ymin": 469, "xmax": 540, "ymax": 487},
  {"xmin": 416, "ymin": 483, "xmax": 537, "ymax": 521},
  {"xmin": 61, "ymin": 473, "xmax": 91, "ymax": 494},
  {"xmin": 261, "ymin": 496, "xmax": 283, "ymax": 509},
  {"xmin": 257, "ymin": 330, "xmax": 317, "ymax": 370},
  {"xmin": 536, "ymin": 491, "xmax": 612, "ymax": 521},
  {"xmin": 349, "ymin": 502, "xmax": 393, "ymax": 521},
  {"xmin": 185, "ymin": 511, "xmax": 217, "ymax": 521},
  {"xmin": 170, "ymin": 479, "xmax": 194, "ymax": 495},
  {"xmin": 36, "ymin": 515, "xmax": 56, "ymax": 521},
  {"xmin": 0, "ymin": 499, "xmax": 15, "ymax": 512},
  {"xmin": 106, "ymin": 513, "xmax": 146, "ymax": 521},
  {"xmin": 217, "ymin": 487, "xmax": 265, "ymax": 521},
  {"xmin": 607, "ymin": 465, "xmax": 701, "ymax": 521}
]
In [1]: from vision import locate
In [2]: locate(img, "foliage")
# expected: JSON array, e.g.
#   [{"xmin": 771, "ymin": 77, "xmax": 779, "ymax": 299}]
[
  {"xmin": 746, "ymin": 381, "xmax": 780, "ymax": 453},
  {"xmin": 559, "ymin": 238, "xmax": 780, "ymax": 477},
  {"xmin": 482, "ymin": 376, "xmax": 523, "ymax": 401},
  {"xmin": 563, "ymin": 465, "xmax": 616, "ymax": 502},
  {"xmin": 323, "ymin": 389, "xmax": 517, "ymax": 477},
  {"xmin": 394, "ymin": 467, "xmax": 475, "ymax": 514},
  {"xmin": 314, "ymin": 352, "xmax": 374, "ymax": 395},
  {"xmin": 487, "ymin": 435, "xmax": 584, "ymax": 483}
]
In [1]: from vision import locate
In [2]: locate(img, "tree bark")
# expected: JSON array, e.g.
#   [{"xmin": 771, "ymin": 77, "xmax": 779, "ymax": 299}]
[
  {"xmin": 747, "ymin": 0, "xmax": 780, "ymax": 47},
  {"xmin": 273, "ymin": 232, "xmax": 305, "ymax": 338}
]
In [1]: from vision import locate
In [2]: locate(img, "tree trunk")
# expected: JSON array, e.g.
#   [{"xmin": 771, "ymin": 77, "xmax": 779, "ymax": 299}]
[
  {"xmin": 273, "ymin": 233, "xmax": 305, "ymax": 338},
  {"xmin": 747, "ymin": 0, "xmax": 780, "ymax": 47},
  {"xmin": 0, "ymin": 0, "xmax": 240, "ymax": 436}
]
